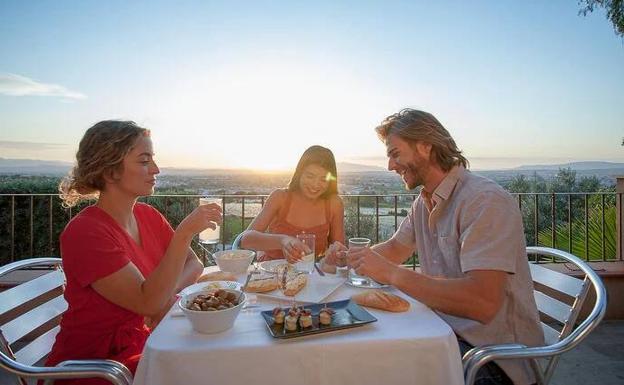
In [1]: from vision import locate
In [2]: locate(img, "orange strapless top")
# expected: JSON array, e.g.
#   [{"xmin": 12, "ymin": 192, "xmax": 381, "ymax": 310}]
[{"xmin": 259, "ymin": 192, "xmax": 331, "ymax": 261}]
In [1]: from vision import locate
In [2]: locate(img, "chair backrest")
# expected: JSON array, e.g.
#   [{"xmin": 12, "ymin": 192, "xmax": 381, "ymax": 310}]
[
  {"xmin": 0, "ymin": 258, "xmax": 66, "ymax": 385},
  {"xmin": 231, "ymin": 232, "xmax": 244, "ymax": 250},
  {"xmin": 527, "ymin": 247, "xmax": 605, "ymax": 384}
]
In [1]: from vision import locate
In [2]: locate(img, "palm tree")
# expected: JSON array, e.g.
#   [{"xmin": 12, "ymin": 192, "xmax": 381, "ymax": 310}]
[{"xmin": 538, "ymin": 206, "xmax": 616, "ymax": 261}]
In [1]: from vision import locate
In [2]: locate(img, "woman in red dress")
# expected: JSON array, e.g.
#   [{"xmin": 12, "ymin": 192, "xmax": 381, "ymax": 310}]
[
  {"xmin": 46, "ymin": 120, "xmax": 221, "ymax": 384},
  {"xmin": 239, "ymin": 145, "xmax": 345, "ymax": 271}
]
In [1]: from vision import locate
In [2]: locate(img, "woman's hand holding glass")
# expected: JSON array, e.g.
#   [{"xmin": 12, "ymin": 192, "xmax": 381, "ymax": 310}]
[
  {"xmin": 177, "ymin": 203, "xmax": 223, "ymax": 238},
  {"xmin": 323, "ymin": 241, "xmax": 346, "ymax": 265},
  {"xmin": 319, "ymin": 241, "xmax": 345, "ymax": 273},
  {"xmin": 280, "ymin": 236, "xmax": 311, "ymax": 264}
]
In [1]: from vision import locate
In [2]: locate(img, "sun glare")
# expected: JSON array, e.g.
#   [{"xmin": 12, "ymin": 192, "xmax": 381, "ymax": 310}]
[{"xmin": 150, "ymin": 55, "xmax": 387, "ymax": 171}]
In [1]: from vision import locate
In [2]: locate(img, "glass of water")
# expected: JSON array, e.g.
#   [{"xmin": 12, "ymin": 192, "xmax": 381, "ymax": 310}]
[
  {"xmin": 198, "ymin": 197, "xmax": 222, "ymax": 245},
  {"xmin": 295, "ymin": 233, "xmax": 315, "ymax": 274},
  {"xmin": 347, "ymin": 237, "xmax": 371, "ymax": 286}
]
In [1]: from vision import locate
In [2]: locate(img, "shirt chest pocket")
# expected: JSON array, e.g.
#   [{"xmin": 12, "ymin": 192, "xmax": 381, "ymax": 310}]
[
  {"xmin": 434, "ymin": 235, "xmax": 464, "ymax": 276},
  {"xmin": 437, "ymin": 235, "xmax": 460, "ymax": 260}
]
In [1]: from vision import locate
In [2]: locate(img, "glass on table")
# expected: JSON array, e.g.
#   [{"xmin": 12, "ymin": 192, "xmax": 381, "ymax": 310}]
[
  {"xmin": 295, "ymin": 233, "xmax": 315, "ymax": 274},
  {"xmin": 347, "ymin": 237, "xmax": 372, "ymax": 286},
  {"xmin": 335, "ymin": 243, "xmax": 351, "ymax": 278}
]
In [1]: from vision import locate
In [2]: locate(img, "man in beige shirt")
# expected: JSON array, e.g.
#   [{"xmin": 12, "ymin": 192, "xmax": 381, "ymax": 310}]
[{"xmin": 324, "ymin": 109, "xmax": 543, "ymax": 385}]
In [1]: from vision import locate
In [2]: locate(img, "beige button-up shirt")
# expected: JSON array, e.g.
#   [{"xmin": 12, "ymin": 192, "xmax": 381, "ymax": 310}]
[{"xmin": 392, "ymin": 166, "xmax": 544, "ymax": 385}]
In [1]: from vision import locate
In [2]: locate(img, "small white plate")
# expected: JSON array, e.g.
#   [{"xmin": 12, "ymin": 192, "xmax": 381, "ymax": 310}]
[
  {"xmin": 258, "ymin": 259, "xmax": 288, "ymax": 274},
  {"xmin": 255, "ymin": 271, "xmax": 346, "ymax": 304},
  {"xmin": 179, "ymin": 280, "xmax": 242, "ymax": 297}
]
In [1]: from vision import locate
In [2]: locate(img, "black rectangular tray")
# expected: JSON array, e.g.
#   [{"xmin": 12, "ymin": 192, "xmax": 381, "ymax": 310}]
[{"xmin": 261, "ymin": 299, "xmax": 377, "ymax": 339}]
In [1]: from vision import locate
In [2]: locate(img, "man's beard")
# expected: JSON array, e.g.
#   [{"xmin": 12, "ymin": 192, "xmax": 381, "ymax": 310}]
[{"xmin": 403, "ymin": 161, "xmax": 427, "ymax": 190}]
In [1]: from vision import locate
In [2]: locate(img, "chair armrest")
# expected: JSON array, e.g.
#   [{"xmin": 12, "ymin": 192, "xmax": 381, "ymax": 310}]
[
  {"xmin": 56, "ymin": 359, "xmax": 133, "ymax": 384},
  {"xmin": 462, "ymin": 343, "xmax": 526, "ymax": 366},
  {"xmin": 0, "ymin": 351, "xmax": 131, "ymax": 385},
  {"xmin": 232, "ymin": 232, "xmax": 245, "ymax": 250},
  {"xmin": 463, "ymin": 343, "xmax": 530, "ymax": 385},
  {"xmin": 463, "ymin": 341, "xmax": 586, "ymax": 385}
]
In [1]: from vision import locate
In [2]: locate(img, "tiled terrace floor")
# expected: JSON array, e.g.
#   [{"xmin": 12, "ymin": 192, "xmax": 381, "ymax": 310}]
[{"xmin": 550, "ymin": 320, "xmax": 624, "ymax": 385}]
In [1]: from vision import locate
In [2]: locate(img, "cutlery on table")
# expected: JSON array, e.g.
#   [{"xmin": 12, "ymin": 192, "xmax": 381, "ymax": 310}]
[{"xmin": 314, "ymin": 262, "xmax": 326, "ymax": 276}]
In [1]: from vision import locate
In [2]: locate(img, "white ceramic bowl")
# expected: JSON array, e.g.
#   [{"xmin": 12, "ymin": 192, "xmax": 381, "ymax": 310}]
[
  {"xmin": 179, "ymin": 289, "xmax": 246, "ymax": 334},
  {"xmin": 213, "ymin": 249, "xmax": 255, "ymax": 274}
]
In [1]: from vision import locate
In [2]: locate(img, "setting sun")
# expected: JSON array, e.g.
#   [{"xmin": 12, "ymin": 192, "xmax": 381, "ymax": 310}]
[{"xmin": 150, "ymin": 55, "xmax": 390, "ymax": 171}]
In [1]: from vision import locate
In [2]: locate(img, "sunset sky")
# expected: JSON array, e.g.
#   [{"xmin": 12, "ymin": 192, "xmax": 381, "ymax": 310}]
[{"xmin": 1, "ymin": 1, "xmax": 623, "ymax": 171}]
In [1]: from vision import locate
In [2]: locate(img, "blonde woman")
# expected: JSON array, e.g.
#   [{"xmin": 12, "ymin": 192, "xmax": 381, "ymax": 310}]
[
  {"xmin": 240, "ymin": 145, "xmax": 345, "ymax": 271},
  {"xmin": 46, "ymin": 120, "xmax": 220, "ymax": 383}
]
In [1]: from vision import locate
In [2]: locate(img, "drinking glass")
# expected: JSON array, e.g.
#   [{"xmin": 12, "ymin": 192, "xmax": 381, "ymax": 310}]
[
  {"xmin": 347, "ymin": 237, "xmax": 372, "ymax": 286},
  {"xmin": 335, "ymin": 247, "xmax": 349, "ymax": 278},
  {"xmin": 295, "ymin": 233, "xmax": 315, "ymax": 274},
  {"xmin": 198, "ymin": 197, "xmax": 222, "ymax": 245}
]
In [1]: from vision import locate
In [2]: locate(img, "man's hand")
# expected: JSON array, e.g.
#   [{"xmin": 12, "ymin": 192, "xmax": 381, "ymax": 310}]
[{"xmin": 347, "ymin": 247, "xmax": 398, "ymax": 284}]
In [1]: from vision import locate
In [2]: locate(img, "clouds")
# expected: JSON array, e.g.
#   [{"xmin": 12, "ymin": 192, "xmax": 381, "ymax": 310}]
[
  {"xmin": 0, "ymin": 140, "xmax": 69, "ymax": 151},
  {"xmin": 0, "ymin": 73, "xmax": 86, "ymax": 99},
  {"xmin": 0, "ymin": 141, "xmax": 73, "ymax": 163}
]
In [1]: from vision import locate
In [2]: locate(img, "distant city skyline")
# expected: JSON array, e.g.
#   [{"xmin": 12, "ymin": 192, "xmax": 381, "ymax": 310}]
[{"xmin": 1, "ymin": 1, "xmax": 623, "ymax": 171}]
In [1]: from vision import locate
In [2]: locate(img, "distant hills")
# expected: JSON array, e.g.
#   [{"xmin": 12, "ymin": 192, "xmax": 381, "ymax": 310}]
[
  {"xmin": 337, "ymin": 162, "xmax": 386, "ymax": 173},
  {"xmin": 0, "ymin": 157, "xmax": 621, "ymax": 178},
  {"xmin": 0, "ymin": 158, "xmax": 72, "ymax": 175},
  {"xmin": 513, "ymin": 161, "xmax": 624, "ymax": 171},
  {"xmin": 0, "ymin": 158, "xmax": 386, "ymax": 175}
]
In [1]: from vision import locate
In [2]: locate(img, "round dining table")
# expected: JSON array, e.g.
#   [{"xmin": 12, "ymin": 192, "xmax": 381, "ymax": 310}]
[{"xmin": 134, "ymin": 266, "xmax": 464, "ymax": 385}]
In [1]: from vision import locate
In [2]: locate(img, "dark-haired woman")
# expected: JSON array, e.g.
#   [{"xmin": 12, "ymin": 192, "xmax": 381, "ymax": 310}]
[{"xmin": 240, "ymin": 145, "xmax": 345, "ymax": 270}]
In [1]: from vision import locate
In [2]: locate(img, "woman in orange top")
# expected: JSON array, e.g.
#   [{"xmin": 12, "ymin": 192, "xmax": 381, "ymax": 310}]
[{"xmin": 240, "ymin": 146, "xmax": 344, "ymax": 269}]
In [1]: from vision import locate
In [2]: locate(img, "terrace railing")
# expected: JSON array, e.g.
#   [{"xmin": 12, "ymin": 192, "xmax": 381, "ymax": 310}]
[{"xmin": 0, "ymin": 192, "xmax": 620, "ymax": 267}]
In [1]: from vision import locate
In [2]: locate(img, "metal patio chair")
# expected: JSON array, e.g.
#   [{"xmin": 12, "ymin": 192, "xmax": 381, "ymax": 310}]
[
  {"xmin": 0, "ymin": 258, "xmax": 133, "ymax": 385},
  {"xmin": 463, "ymin": 247, "xmax": 607, "ymax": 385},
  {"xmin": 231, "ymin": 232, "xmax": 245, "ymax": 250}
]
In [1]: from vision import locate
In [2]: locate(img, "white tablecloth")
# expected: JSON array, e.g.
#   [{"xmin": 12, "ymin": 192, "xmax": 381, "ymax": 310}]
[{"xmin": 134, "ymin": 267, "xmax": 464, "ymax": 385}]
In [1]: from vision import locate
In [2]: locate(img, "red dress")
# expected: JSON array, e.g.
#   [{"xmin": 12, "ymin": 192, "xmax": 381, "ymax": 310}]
[
  {"xmin": 45, "ymin": 203, "xmax": 174, "ymax": 385},
  {"xmin": 260, "ymin": 192, "xmax": 332, "ymax": 261}
]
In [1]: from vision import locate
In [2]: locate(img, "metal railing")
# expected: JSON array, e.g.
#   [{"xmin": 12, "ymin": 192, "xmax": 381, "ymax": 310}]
[{"xmin": 0, "ymin": 192, "xmax": 620, "ymax": 266}]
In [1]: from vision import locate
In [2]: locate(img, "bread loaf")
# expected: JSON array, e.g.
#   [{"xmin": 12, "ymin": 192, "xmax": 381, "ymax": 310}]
[
  {"xmin": 283, "ymin": 274, "xmax": 307, "ymax": 296},
  {"xmin": 245, "ymin": 278, "xmax": 279, "ymax": 293},
  {"xmin": 197, "ymin": 271, "xmax": 237, "ymax": 283},
  {"xmin": 351, "ymin": 290, "xmax": 410, "ymax": 312}
]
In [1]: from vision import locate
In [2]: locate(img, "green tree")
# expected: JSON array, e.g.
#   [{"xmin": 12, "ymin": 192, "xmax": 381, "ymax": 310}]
[
  {"xmin": 538, "ymin": 206, "xmax": 616, "ymax": 260},
  {"xmin": 507, "ymin": 174, "xmax": 531, "ymax": 193},
  {"xmin": 550, "ymin": 168, "xmax": 577, "ymax": 193},
  {"xmin": 343, "ymin": 199, "xmax": 376, "ymax": 241},
  {"xmin": 579, "ymin": 0, "xmax": 624, "ymax": 38},
  {"xmin": 578, "ymin": 176, "xmax": 602, "ymax": 192}
]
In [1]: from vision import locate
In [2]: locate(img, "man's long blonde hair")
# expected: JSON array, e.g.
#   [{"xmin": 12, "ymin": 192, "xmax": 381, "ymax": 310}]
[
  {"xmin": 375, "ymin": 108, "xmax": 468, "ymax": 172},
  {"xmin": 59, "ymin": 120, "xmax": 149, "ymax": 207}
]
